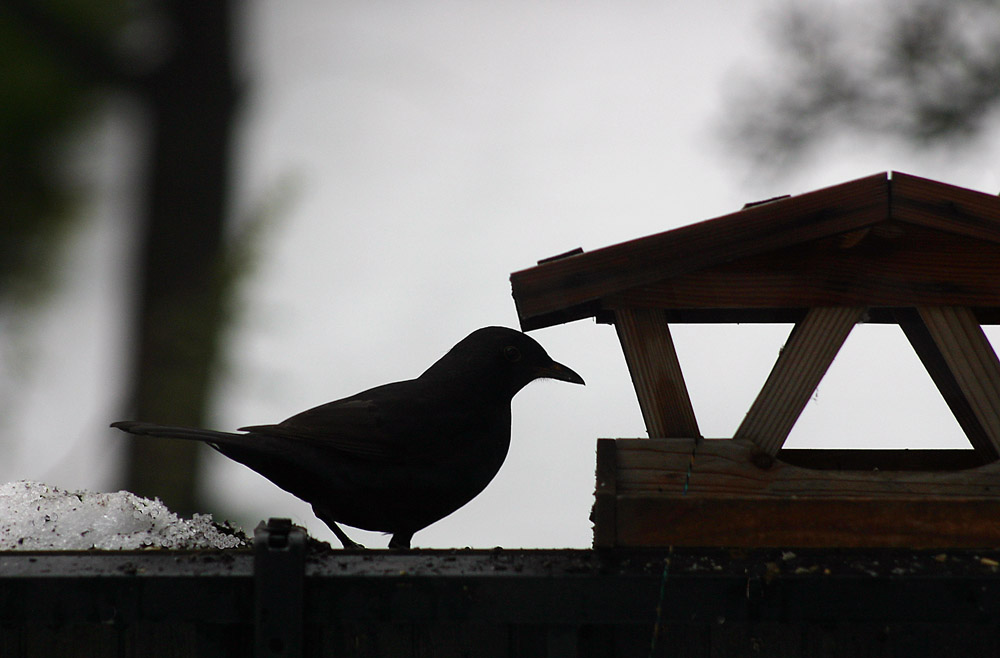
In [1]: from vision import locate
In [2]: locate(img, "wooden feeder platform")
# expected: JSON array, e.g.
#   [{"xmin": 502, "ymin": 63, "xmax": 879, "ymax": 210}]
[{"xmin": 510, "ymin": 171, "xmax": 1000, "ymax": 549}]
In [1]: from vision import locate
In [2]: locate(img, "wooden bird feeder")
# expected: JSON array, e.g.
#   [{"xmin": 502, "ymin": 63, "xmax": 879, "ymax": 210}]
[{"xmin": 510, "ymin": 171, "xmax": 1000, "ymax": 548}]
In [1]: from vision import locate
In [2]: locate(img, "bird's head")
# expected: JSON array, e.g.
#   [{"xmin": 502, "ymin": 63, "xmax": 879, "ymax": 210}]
[{"xmin": 421, "ymin": 326, "xmax": 584, "ymax": 399}]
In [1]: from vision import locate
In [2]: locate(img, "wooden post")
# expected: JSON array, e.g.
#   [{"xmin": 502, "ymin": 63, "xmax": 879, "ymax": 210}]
[
  {"xmin": 614, "ymin": 308, "xmax": 700, "ymax": 438},
  {"xmin": 592, "ymin": 439, "xmax": 618, "ymax": 548}
]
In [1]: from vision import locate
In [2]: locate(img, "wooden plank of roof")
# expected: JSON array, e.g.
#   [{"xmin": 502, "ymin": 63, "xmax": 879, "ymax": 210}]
[
  {"xmin": 892, "ymin": 171, "xmax": 1000, "ymax": 244},
  {"xmin": 602, "ymin": 307, "xmax": 1000, "ymax": 325},
  {"xmin": 601, "ymin": 224, "xmax": 1000, "ymax": 311},
  {"xmin": 511, "ymin": 172, "xmax": 889, "ymax": 330},
  {"xmin": 914, "ymin": 306, "xmax": 1000, "ymax": 458},
  {"xmin": 733, "ymin": 306, "xmax": 866, "ymax": 456},
  {"xmin": 613, "ymin": 308, "xmax": 700, "ymax": 438}
]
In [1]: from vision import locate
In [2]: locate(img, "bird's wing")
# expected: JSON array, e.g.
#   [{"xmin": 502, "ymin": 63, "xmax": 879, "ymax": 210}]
[
  {"xmin": 239, "ymin": 399, "xmax": 401, "ymax": 460},
  {"xmin": 238, "ymin": 381, "xmax": 477, "ymax": 462}
]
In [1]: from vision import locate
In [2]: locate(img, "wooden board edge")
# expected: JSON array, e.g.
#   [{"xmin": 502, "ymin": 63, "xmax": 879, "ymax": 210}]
[
  {"xmin": 615, "ymin": 496, "xmax": 1000, "ymax": 548},
  {"xmin": 592, "ymin": 439, "xmax": 618, "ymax": 549}
]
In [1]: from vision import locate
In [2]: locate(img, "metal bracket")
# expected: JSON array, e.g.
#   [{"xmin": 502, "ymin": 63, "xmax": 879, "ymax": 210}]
[{"xmin": 254, "ymin": 517, "xmax": 306, "ymax": 658}]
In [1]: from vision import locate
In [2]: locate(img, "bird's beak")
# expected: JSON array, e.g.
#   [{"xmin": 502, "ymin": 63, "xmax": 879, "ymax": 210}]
[{"xmin": 538, "ymin": 360, "xmax": 585, "ymax": 385}]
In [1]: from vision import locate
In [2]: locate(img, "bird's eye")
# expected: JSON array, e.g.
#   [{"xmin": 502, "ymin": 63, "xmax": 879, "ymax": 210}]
[{"xmin": 503, "ymin": 346, "xmax": 522, "ymax": 362}]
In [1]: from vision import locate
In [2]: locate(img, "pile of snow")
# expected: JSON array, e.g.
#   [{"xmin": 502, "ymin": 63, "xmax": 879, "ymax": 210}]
[{"xmin": 0, "ymin": 481, "xmax": 248, "ymax": 550}]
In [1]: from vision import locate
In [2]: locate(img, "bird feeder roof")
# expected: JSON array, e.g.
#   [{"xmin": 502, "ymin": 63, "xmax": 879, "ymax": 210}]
[{"xmin": 510, "ymin": 172, "xmax": 1000, "ymax": 330}]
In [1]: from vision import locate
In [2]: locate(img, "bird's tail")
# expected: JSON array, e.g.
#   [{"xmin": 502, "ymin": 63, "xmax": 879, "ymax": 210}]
[{"xmin": 110, "ymin": 421, "xmax": 246, "ymax": 448}]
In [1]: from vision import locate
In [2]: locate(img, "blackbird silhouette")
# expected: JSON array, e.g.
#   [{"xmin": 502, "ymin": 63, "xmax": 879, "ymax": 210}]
[{"xmin": 111, "ymin": 326, "xmax": 584, "ymax": 549}]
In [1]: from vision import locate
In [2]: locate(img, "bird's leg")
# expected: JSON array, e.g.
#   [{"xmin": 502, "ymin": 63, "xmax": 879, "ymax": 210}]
[
  {"xmin": 388, "ymin": 531, "xmax": 413, "ymax": 550},
  {"xmin": 330, "ymin": 522, "xmax": 364, "ymax": 550},
  {"xmin": 312, "ymin": 504, "xmax": 364, "ymax": 549}
]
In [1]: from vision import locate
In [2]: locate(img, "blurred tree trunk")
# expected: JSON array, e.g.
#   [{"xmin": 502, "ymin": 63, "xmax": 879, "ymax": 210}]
[
  {"xmin": 123, "ymin": 0, "xmax": 240, "ymax": 514},
  {"xmin": 4, "ymin": 0, "xmax": 242, "ymax": 515}
]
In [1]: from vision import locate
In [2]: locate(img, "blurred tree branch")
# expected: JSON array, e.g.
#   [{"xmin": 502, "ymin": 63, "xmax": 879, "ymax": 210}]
[{"xmin": 725, "ymin": 0, "xmax": 1000, "ymax": 173}]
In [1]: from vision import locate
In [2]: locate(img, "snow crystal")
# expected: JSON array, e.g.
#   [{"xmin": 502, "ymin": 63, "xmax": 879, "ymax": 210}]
[{"xmin": 0, "ymin": 481, "xmax": 248, "ymax": 550}]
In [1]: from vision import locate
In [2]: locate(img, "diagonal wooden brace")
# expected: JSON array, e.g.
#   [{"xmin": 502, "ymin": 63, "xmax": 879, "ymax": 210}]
[
  {"xmin": 614, "ymin": 308, "xmax": 700, "ymax": 438},
  {"xmin": 906, "ymin": 306, "xmax": 1000, "ymax": 460},
  {"xmin": 735, "ymin": 306, "xmax": 867, "ymax": 456}
]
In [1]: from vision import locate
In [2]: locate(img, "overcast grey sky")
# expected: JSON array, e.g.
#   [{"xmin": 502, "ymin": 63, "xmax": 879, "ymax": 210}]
[{"xmin": 5, "ymin": 1, "xmax": 1000, "ymax": 548}]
